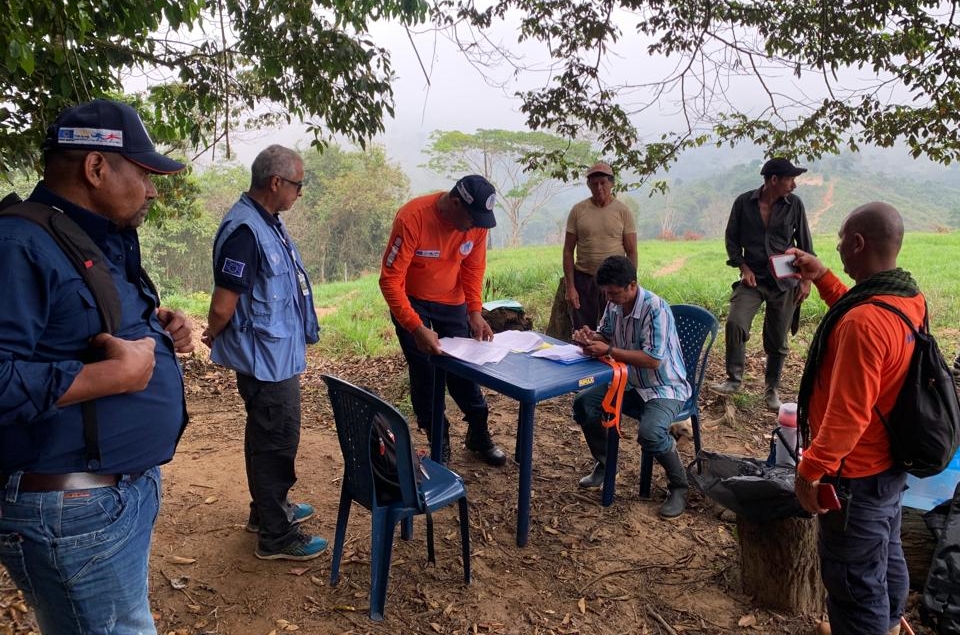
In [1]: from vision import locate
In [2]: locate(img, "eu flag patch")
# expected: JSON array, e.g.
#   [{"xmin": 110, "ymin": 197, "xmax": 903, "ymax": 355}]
[{"xmin": 222, "ymin": 258, "xmax": 246, "ymax": 278}]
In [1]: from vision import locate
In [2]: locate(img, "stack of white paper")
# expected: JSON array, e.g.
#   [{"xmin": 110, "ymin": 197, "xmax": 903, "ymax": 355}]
[
  {"xmin": 438, "ymin": 337, "xmax": 511, "ymax": 364},
  {"xmin": 492, "ymin": 330, "xmax": 544, "ymax": 352},
  {"xmin": 529, "ymin": 344, "xmax": 589, "ymax": 363}
]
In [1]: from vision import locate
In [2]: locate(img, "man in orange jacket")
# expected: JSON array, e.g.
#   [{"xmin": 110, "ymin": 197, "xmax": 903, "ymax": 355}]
[
  {"xmin": 379, "ymin": 175, "xmax": 506, "ymax": 466},
  {"xmin": 790, "ymin": 202, "xmax": 922, "ymax": 635}
]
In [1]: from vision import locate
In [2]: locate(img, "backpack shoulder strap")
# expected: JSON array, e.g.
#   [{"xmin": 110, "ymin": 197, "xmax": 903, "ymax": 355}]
[
  {"xmin": 869, "ymin": 299, "xmax": 926, "ymax": 335},
  {"xmin": 0, "ymin": 199, "xmax": 121, "ymax": 334}
]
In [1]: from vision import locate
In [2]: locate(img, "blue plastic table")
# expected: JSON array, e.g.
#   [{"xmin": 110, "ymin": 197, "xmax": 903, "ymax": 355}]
[{"xmin": 429, "ymin": 335, "xmax": 614, "ymax": 546}]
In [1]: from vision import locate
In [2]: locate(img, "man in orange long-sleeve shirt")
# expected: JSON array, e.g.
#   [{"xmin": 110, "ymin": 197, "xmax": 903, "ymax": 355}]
[
  {"xmin": 790, "ymin": 202, "xmax": 923, "ymax": 635},
  {"xmin": 379, "ymin": 175, "xmax": 506, "ymax": 466}
]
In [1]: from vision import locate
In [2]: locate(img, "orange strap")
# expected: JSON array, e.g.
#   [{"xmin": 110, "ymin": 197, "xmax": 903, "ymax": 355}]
[{"xmin": 600, "ymin": 355, "xmax": 629, "ymax": 437}]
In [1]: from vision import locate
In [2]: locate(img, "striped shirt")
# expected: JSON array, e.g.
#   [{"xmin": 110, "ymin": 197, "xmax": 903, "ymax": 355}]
[{"xmin": 598, "ymin": 287, "xmax": 691, "ymax": 402}]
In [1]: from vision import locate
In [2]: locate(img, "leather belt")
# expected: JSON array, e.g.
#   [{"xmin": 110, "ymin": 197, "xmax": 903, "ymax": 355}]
[{"xmin": 0, "ymin": 471, "xmax": 144, "ymax": 492}]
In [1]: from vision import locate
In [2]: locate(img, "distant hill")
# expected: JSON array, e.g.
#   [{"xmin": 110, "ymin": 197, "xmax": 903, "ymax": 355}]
[{"xmin": 515, "ymin": 147, "xmax": 960, "ymax": 245}]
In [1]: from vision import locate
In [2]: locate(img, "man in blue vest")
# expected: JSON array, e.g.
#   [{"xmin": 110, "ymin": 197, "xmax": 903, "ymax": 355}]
[
  {"xmin": 203, "ymin": 145, "xmax": 326, "ymax": 561},
  {"xmin": 0, "ymin": 99, "xmax": 193, "ymax": 634}
]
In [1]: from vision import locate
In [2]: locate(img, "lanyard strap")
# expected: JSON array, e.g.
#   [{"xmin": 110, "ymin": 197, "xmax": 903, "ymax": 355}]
[{"xmin": 600, "ymin": 356, "xmax": 629, "ymax": 437}]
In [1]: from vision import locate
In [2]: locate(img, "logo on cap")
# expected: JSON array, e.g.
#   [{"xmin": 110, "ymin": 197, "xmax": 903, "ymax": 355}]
[
  {"xmin": 57, "ymin": 128, "xmax": 124, "ymax": 148},
  {"xmin": 456, "ymin": 181, "xmax": 474, "ymax": 205}
]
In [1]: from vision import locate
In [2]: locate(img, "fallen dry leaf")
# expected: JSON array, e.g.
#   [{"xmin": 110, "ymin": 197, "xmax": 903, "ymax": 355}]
[
  {"xmin": 738, "ymin": 613, "xmax": 757, "ymax": 627},
  {"xmin": 203, "ymin": 495, "xmax": 218, "ymax": 504},
  {"xmin": 287, "ymin": 567, "xmax": 309, "ymax": 576},
  {"xmin": 577, "ymin": 597, "xmax": 586, "ymax": 614},
  {"xmin": 429, "ymin": 623, "xmax": 442, "ymax": 633},
  {"xmin": 167, "ymin": 556, "xmax": 197, "ymax": 565}
]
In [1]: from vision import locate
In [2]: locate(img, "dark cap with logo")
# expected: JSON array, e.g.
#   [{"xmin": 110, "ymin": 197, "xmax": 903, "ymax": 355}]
[
  {"xmin": 43, "ymin": 99, "xmax": 186, "ymax": 175},
  {"xmin": 760, "ymin": 157, "xmax": 807, "ymax": 177},
  {"xmin": 451, "ymin": 174, "xmax": 497, "ymax": 229}
]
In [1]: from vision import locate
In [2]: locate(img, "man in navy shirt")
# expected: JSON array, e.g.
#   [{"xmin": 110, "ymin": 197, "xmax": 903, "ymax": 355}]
[
  {"xmin": 203, "ymin": 145, "xmax": 326, "ymax": 561},
  {"xmin": 0, "ymin": 100, "xmax": 193, "ymax": 634}
]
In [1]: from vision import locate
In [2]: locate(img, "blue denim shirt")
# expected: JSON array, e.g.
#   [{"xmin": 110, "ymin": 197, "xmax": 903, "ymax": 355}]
[
  {"xmin": 210, "ymin": 194, "xmax": 319, "ymax": 381},
  {"xmin": 0, "ymin": 184, "xmax": 187, "ymax": 473}
]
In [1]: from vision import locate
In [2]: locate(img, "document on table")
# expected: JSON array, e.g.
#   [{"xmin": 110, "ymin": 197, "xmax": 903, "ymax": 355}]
[
  {"xmin": 492, "ymin": 330, "xmax": 544, "ymax": 352},
  {"xmin": 529, "ymin": 343, "xmax": 590, "ymax": 363},
  {"xmin": 438, "ymin": 337, "xmax": 511, "ymax": 365}
]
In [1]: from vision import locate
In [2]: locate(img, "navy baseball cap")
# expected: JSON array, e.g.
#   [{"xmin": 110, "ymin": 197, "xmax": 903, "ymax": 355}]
[
  {"xmin": 760, "ymin": 157, "xmax": 807, "ymax": 177},
  {"xmin": 43, "ymin": 99, "xmax": 186, "ymax": 175},
  {"xmin": 452, "ymin": 175, "xmax": 497, "ymax": 229}
]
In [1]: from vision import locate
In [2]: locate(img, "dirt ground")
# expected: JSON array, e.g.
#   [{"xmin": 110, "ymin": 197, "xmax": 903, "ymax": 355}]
[{"xmin": 0, "ymin": 339, "xmax": 935, "ymax": 635}]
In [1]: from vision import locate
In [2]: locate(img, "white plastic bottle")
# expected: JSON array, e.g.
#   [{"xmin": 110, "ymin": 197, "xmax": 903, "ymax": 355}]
[{"xmin": 775, "ymin": 402, "xmax": 800, "ymax": 467}]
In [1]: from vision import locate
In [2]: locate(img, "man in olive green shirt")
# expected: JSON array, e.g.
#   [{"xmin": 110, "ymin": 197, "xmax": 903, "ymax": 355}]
[{"xmin": 562, "ymin": 162, "xmax": 638, "ymax": 331}]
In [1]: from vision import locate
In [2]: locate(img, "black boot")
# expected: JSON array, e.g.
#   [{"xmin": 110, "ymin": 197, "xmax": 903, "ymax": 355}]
[
  {"xmin": 654, "ymin": 442, "xmax": 688, "ymax": 518},
  {"xmin": 464, "ymin": 412, "xmax": 506, "ymax": 467},
  {"xmin": 764, "ymin": 354, "xmax": 786, "ymax": 412},
  {"xmin": 578, "ymin": 422, "xmax": 611, "ymax": 488}
]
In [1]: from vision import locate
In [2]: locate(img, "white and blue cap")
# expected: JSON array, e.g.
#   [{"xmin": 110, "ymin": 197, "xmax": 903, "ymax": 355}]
[
  {"xmin": 43, "ymin": 99, "xmax": 186, "ymax": 175},
  {"xmin": 452, "ymin": 174, "xmax": 497, "ymax": 229}
]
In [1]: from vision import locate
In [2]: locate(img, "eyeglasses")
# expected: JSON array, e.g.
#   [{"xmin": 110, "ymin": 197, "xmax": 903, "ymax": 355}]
[{"xmin": 276, "ymin": 176, "xmax": 304, "ymax": 193}]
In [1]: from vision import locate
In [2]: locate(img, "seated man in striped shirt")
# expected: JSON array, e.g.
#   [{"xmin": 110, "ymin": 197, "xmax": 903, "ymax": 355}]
[{"xmin": 571, "ymin": 256, "xmax": 692, "ymax": 518}]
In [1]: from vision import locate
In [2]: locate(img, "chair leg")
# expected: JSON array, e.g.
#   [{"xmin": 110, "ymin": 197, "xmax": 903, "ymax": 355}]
[
  {"xmin": 639, "ymin": 451, "xmax": 654, "ymax": 499},
  {"xmin": 425, "ymin": 513, "xmax": 436, "ymax": 565},
  {"xmin": 458, "ymin": 497, "xmax": 471, "ymax": 584},
  {"xmin": 330, "ymin": 488, "xmax": 352, "ymax": 586},
  {"xmin": 692, "ymin": 413, "xmax": 703, "ymax": 473},
  {"xmin": 369, "ymin": 510, "xmax": 396, "ymax": 622},
  {"xmin": 400, "ymin": 516, "xmax": 413, "ymax": 541}
]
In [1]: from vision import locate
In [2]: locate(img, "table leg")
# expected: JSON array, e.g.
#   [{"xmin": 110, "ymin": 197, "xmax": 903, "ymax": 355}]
[
  {"xmin": 516, "ymin": 400, "xmax": 535, "ymax": 547},
  {"xmin": 431, "ymin": 366, "xmax": 447, "ymax": 464},
  {"xmin": 602, "ymin": 428, "xmax": 621, "ymax": 507}
]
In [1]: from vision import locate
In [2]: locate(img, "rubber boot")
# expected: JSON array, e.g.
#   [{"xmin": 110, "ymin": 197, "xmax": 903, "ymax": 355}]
[
  {"xmin": 578, "ymin": 423, "xmax": 608, "ymax": 488},
  {"xmin": 654, "ymin": 442, "xmax": 688, "ymax": 518},
  {"xmin": 464, "ymin": 411, "xmax": 506, "ymax": 466},
  {"xmin": 712, "ymin": 328, "xmax": 745, "ymax": 394},
  {"xmin": 764, "ymin": 354, "xmax": 786, "ymax": 411}
]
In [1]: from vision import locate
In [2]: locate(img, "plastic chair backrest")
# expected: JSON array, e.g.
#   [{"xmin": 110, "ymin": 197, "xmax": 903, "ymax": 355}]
[
  {"xmin": 322, "ymin": 375, "xmax": 421, "ymax": 511},
  {"xmin": 670, "ymin": 304, "xmax": 719, "ymax": 415}
]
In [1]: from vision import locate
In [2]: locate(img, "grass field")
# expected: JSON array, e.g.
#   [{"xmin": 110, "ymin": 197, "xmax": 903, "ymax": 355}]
[{"xmin": 167, "ymin": 232, "xmax": 960, "ymax": 358}]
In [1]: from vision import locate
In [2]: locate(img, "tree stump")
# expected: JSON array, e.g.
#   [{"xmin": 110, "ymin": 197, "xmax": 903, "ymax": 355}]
[
  {"xmin": 737, "ymin": 515, "xmax": 825, "ymax": 615},
  {"xmin": 545, "ymin": 277, "xmax": 572, "ymax": 341},
  {"xmin": 902, "ymin": 506, "xmax": 937, "ymax": 590}
]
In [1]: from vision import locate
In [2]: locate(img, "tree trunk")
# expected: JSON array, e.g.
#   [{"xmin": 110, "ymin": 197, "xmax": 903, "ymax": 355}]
[
  {"xmin": 545, "ymin": 277, "xmax": 572, "ymax": 341},
  {"xmin": 737, "ymin": 515, "xmax": 825, "ymax": 615},
  {"xmin": 902, "ymin": 506, "xmax": 936, "ymax": 590}
]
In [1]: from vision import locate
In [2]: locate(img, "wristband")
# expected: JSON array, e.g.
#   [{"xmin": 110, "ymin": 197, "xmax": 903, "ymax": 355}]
[{"xmin": 605, "ymin": 345, "xmax": 613, "ymax": 357}]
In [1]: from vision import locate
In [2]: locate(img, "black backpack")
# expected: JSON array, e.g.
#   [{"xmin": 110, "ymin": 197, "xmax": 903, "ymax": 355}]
[
  {"xmin": 370, "ymin": 411, "xmax": 423, "ymax": 503},
  {"xmin": 871, "ymin": 301, "xmax": 960, "ymax": 478}
]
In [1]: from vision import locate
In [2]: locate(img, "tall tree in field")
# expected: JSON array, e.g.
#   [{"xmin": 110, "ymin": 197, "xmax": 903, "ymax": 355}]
[
  {"xmin": 424, "ymin": 129, "xmax": 593, "ymax": 246},
  {"xmin": 0, "ymin": 0, "xmax": 427, "ymax": 173},
  {"xmin": 430, "ymin": 0, "xmax": 960, "ymax": 182}
]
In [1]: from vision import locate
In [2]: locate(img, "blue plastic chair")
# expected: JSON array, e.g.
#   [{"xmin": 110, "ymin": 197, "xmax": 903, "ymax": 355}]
[
  {"xmin": 322, "ymin": 374, "xmax": 471, "ymax": 621},
  {"xmin": 602, "ymin": 304, "xmax": 719, "ymax": 505}
]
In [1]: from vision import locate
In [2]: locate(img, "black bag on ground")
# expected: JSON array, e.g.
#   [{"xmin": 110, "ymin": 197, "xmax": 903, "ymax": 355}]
[
  {"xmin": 370, "ymin": 412, "xmax": 422, "ymax": 503},
  {"xmin": 688, "ymin": 450, "xmax": 809, "ymax": 523},
  {"xmin": 871, "ymin": 301, "xmax": 960, "ymax": 478},
  {"xmin": 921, "ymin": 482, "xmax": 960, "ymax": 633}
]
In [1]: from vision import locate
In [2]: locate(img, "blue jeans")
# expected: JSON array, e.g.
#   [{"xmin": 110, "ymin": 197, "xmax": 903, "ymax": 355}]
[
  {"xmin": 573, "ymin": 383, "xmax": 682, "ymax": 458},
  {"xmin": 0, "ymin": 467, "xmax": 161, "ymax": 634},
  {"xmin": 818, "ymin": 469, "xmax": 909, "ymax": 635}
]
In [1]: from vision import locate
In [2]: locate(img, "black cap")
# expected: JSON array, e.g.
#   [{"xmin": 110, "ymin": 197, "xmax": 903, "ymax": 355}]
[
  {"xmin": 760, "ymin": 157, "xmax": 807, "ymax": 177},
  {"xmin": 43, "ymin": 99, "xmax": 186, "ymax": 175},
  {"xmin": 452, "ymin": 175, "xmax": 497, "ymax": 229}
]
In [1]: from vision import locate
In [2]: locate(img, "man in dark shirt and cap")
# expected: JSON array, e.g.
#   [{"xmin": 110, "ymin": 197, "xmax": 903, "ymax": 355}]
[
  {"xmin": 0, "ymin": 99, "xmax": 193, "ymax": 634},
  {"xmin": 711, "ymin": 158, "xmax": 815, "ymax": 410}
]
